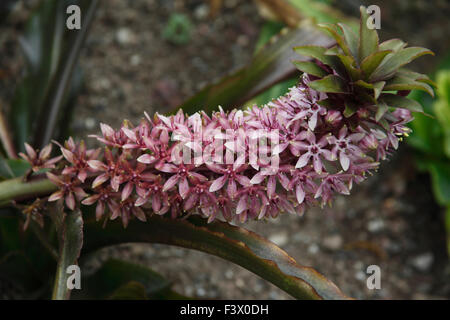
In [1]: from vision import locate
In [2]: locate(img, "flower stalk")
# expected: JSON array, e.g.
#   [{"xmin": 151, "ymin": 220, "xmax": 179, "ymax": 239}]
[{"xmin": 0, "ymin": 177, "xmax": 57, "ymax": 207}]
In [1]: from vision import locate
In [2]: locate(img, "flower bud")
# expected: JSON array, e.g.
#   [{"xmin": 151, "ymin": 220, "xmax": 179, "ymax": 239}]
[
  {"xmin": 360, "ymin": 134, "xmax": 379, "ymax": 150},
  {"xmin": 324, "ymin": 110, "xmax": 342, "ymax": 126}
]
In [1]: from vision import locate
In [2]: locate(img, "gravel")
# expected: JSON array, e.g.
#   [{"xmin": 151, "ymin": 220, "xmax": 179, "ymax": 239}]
[{"xmin": 0, "ymin": 0, "xmax": 449, "ymax": 300}]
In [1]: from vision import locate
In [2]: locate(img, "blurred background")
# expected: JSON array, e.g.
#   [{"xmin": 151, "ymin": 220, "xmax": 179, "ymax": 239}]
[{"xmin": 0, "ymin": 0, "xmax": 449, "ymax": 299}]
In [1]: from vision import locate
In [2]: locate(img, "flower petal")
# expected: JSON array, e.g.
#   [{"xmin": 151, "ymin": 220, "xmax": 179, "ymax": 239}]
[
  {"xmin": 227, "ymin": 179, "xmax": 237, "ymax": 199},
  {"xmin": 133, "ymin": 207, "xmax": 147, "ymax": 222},
  {"xmin": 121, "ymin": 182, "xmax": 134, "ymax": 201},
  {"xmin": 236, "ymin": 175, "xmax": 251, "ymax": 187},
  {"xmin": 39, "ymin": 144, "xmax": 52, "ymax": 160},
  {"xmin": 250, "ymin": 172, "xmax": 265, "ymax": 184},
  {"xmin": 295, "ymin": 184, "xmax": 305, "ymax": 204},
  {"xmin": 95, "ymin": 201, "xmax": 105, "ymax": 221},
  {"xmin": 236, "ymin": 196, "xmax": 248, "ymax": 215},
  {"xmin": 46, "ymin": 172, "xmax": 63, "ymax": 185},
  {"xmin": 92, "ymin": 173, "xmax": 109, "ymax": 189},
  {"xmin": 179, "ymin": 177, "xmax": 189, "ymax": 199},
  {"xmin": 137, "ymin": 154, "xmax": 156, "ymax": 164},
  {"xmin": 48, "ymin": 190, "xmax": 64, "ymax": 202},
  {"xmin": 162, "ymin": 175, "xmax": 179, "ymax": 192},
  {"xmin": 295, "ymin": 152, "xmax": 310, "ymax": 168},
  {"xmin": 209, "ymin": 175, "xmax": 227, "ymax": 192},
  {"xmin": 82, "ymin": 194, "xmax": 100, "ymax": 205},
  {"xmin": 339, "ymin": 151, "xmax": 350, "ymax": 171},
  {"xmin": 24, "ymin": 143, "xmax": 37, "ymax": 160},
  {"xmin": 65, "ymin": 192, "xmax": 75, "ymax": 210},
  {"xmin": 267, "ymin": 176, "xmax": 276, "ymax": 199}
]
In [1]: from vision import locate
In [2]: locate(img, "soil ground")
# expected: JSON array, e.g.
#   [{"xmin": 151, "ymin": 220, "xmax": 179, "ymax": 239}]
[{"xmin": 1, "ymin": 0, "xmax": 449, "ymax": 299}]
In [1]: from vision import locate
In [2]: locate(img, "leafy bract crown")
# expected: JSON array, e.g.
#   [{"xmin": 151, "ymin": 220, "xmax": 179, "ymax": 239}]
[{"xmin": 293, "ymin": 6, "xmax": 435, "ymax": 124}]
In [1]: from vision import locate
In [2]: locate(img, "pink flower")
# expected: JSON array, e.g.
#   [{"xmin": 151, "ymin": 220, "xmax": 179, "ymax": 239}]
[
  {"xmin": 90, "ymin": 123, "xmax": 129, "ymax": 148},
  {"xmin": 183, "ymin": 182, "xmax": 217, "ymax": 217},
  {"xmin": 208, "ymin": 163, "xmax": 251, "ymax": 199},
  {"xmin": 327, "ymin": 126, "xmax": 364, "ymax": 171},
  {"xmin": 57, "ymin": 138, "xmax": 100, "ymax": 182},
  {"xmin": 159, "ymin": 163, "xmax": 207, "ymax": 199},
  {"xmin": 136, "ymin": 126, "xmax": 171, "ymax": 165},
  {"xmin": 46, "ymin": 172, "xmax": 87, "ymax": 210},
  {"xmin": 88, "ymin": 148, "xmax": 124, "ymax": 191},
  {"xmin": 121, "ymin": 121, "xmax": 152, "ymax": 150},
  {"xmin": 19, "ymin": 143, "xmax": 62, "ymax": 172},
  {"xmin": 287, "ymin": 168, "xmax": 318, "ymax": 204},
  {"xmin": 291, "ymin": 130, "xmax": 334, "ymax": 173},
  {"xmin": 119, "ymin": 161, "xmax": 156, "ymax": 201},
  {"xmin": 110, "ymin": 198, "xmax": 146, "ymax": 228},
  {"xmin": 235, "ymin": 185, "xmax": 268, "ymax": 221},
  {"xmin": 81, "ymin": 187, "xmax": 118, "ymax": 221},
  {"xmin": 135, "ymin": 176, "xmax": 170, "ymax": 215},
  {"xmin": 315, "ymin": 173, "xmax": 352, "ymax": 207}
]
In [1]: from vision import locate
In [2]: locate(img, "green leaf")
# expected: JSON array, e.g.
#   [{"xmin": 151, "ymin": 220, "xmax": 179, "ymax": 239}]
[
  {"xmin": 33, "ymin": 0, "xmax": 98, "ymax": 149},
  {"xmin": 373, "ymin": 81, "xmax": 385, "ymax": 99},
  {"xmin": 83, "ymin": 215, "xmax": 350, "ymax": 300},
  {"xmin": 179, "ymin": 25, "xmax": 333, "ymax": 114},
  {"xmin": 375, "ymin": 101, "xmax": 388, "ymax": 121},
  {"xmin": 0, "ymin": 251, "xmax": 43, "ymax": 293},
  {"xmin": 0, "ymin": 212, "xmax": 57, "ymax": 295},
  {"xmin": 337, "ymin": 23, "xmax": 358, "ymax": 59},
  {"xmin": 72, "ymin": 258, "xmax": 188, "ymax": 300},
  {"xmin": 435, "ymin": 100, "xmax": 450, "ymax": 159},
  {"xmin": 354, "ymin": 79, "xmax": 384, "ymax": 102},
  {"xmin": 9, "ymin": 0, "xmax": 90, "ymax": 152},
  {"xmin": 369, "ymin": 47, "xmax": 434, "ymax": 82},
  {"xmin": 254, "ymin": 21, "xmax": 285, "ymax": 53},
  {"xmin": 397, "ymin": 69, "xmax": 436, "ymax": 87},
  {"xmin": 52, "ymin": 209, "xmax": 84, "ymax": 300},
  {"xmin": 436, "ymin": 70, "xmax": 450, "ymax": 106},
  {"xmin": 246, "ymin": 78, "xmax": 298, "ymax": 107},
  {"xmin": 292, "ymin": 60, "xmax": 328, "ymax": 77},
  {"xmin": 162, "ymin": 13, "xmax": 193, "ymax": 45},
  {"xmin": 446, "ymin": 206, "xmax": 450, "ymax": 257},
  {"xmin": 324, "ymin": 46, "xmax": 340, "ymax": 55},
  {"xmin": 0, "ymin": 158, "xmax": 31, "ymax": 179},
  {"xmin": 10, "ymin": 0, "xmax": 64, "ymax": 151},
  {"xmin": 337, "ymin": 54, "xmax": 361, "ymax": 80},
  {"xmin": 308, "ymin": 75, "xmax": 347, "ymax": 93},
  {"xmin": 384, "ymin": 75, "xmax": 435, "ymax": 97},
  {"xmin": 407, "ymin": 90, "xmax": 443, "ymax": 155},
  {"xmin": 434, "ymin": 70, "xmax": 450, "ymax": 157},
  {"xmin": 317, "ymin": 98, "xmax": 333, "ymax": 108},
  {"xmin": 343, "ymin": 101, "xmax": 358, "ymax": 118},
  {"xmin": 378, "ymin": 39, "xmax": 406, "ymax": 52},
  {"xmin": 353, "ymin": 79, "xmax": 373, "ymax": 89},
  {"xmin": 288, "ymin": 0, "xmax": 358, "ymax": 27},
  {"xmin": 108, "ymin": 281, "xmax": 148, "ymax": 300},
  {"xmin": 380, "ymin": 93, "xmax": 424, "ymax": 113},
  {"xmin": 428, "ymin": 162, "xmax": 450, "ymax": 206},
  {"xmin": 244, "ymin": 21, "xmax": 298, "ymax": 106},
  {"xmin": 358, "ymin": 6, "xmax": 379, "ymax": 62},
  {"xmin": 360, "ymin": 50, "xmax": 392, "ymax": 78},
  {"xmin": 318, "ymin": 23, "xmax": 353, "ymax": 58},
  {"xmin": 294, "ymin": 45, "xmax": 336, "ymax": 68}
]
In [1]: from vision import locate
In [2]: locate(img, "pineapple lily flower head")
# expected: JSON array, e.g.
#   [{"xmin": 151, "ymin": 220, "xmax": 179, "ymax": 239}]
[{"xmin": 21, "ymin": 7, "xmax": 434, "ymax": 228}]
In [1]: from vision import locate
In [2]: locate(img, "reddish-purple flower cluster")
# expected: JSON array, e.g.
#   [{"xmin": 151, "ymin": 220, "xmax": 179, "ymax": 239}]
[{"xmin": 24, "ymin": 75, "xmax": 413, "ymax": 227}]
